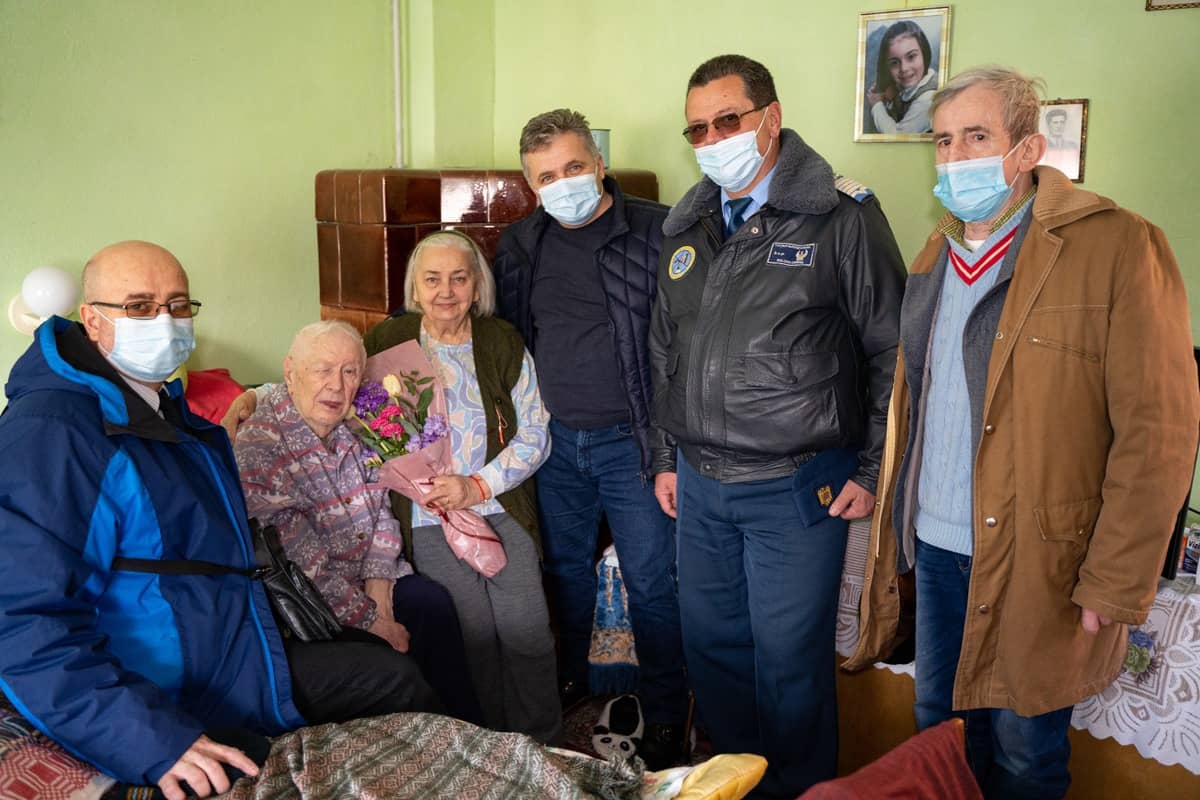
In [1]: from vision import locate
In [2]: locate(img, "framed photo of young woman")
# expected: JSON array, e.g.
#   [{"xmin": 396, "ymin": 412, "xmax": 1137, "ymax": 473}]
[{"xmin": 854, "ymin": 6, "xmax": 952, "ymax": 142}]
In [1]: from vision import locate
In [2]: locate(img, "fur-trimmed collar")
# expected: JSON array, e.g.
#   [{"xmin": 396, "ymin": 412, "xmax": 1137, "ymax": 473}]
[{"xmin": 664, "ymin": 128, "xmax": 839, "ymax": 236}]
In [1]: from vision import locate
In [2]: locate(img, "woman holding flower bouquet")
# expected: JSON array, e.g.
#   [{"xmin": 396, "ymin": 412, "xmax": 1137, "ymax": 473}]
[
  {"xmin": 232, "ymin": 321, "xmax": 484, "ymax": 726},
  {"xmin": 359, "ymin": 230, "xmax": 562, "ymax": 743}
]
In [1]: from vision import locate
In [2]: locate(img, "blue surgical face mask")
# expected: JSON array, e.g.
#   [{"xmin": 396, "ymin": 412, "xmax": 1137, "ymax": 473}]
[
  {"xmin": 97, "ymin": 309, "xmax": 196, "ymax": 382},
  {"xmin": 932, "ymin": 137, "xmax": 1028, "ymax": 223},
  {"xmin": 540, "ymin": 172, "xmax": 603, "ymax": 226},
  {"xmin": 694, "ymin": 111, "xmax": 772, "ymax": 192}
]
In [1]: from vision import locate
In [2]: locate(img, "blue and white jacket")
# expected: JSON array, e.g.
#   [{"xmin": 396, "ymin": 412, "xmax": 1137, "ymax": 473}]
[{"xmin": 0, "ymin": 317, "xmax": 304, "ymax": 784}]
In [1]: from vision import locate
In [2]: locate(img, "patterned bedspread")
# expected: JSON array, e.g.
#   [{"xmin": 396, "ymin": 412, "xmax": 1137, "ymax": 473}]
[
  {"xmin": 0, "ymin": 695, "xmax": 645, "ymax": 800},
  {"xmin": 226, "ymin": 713, "xmax": 643, "ymax": 800}
]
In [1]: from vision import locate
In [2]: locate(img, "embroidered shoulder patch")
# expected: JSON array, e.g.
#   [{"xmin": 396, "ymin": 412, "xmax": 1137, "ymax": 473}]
[
  {"xmin": 766, "ymin": 241, "xmax": 817, "ymax": 268},
  {"xmin": 668, "ymin": 245, "xmax": 696, "ymax": 280},
  {"xmin": 834, "ymin": 174, "xmax": 875, "ymax": 204}
]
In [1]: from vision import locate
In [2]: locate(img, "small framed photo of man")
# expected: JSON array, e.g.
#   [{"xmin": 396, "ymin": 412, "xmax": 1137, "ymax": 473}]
[
  {"xmin": 1037, "ymin": 99, "xmax": 1089, "ymax": 182},
  {"xmin": 854, "ymin": 6, "xmax": 951, "ymax": 142}
]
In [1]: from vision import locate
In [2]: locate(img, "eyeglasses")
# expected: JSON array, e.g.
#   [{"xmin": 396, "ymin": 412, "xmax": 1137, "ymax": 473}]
[
  {"xmin": 90, "ymin": 299, "xmax": 202, "ymax": 319},
  {"xmin": 681, "ymin": 105, "xmax": 768, "ymax": 145}
]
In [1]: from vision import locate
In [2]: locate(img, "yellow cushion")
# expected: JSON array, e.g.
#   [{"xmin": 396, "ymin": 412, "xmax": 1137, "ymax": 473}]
[{"xmin": 674, "ymin": 754, "xmax": 768, "ymax": 800}]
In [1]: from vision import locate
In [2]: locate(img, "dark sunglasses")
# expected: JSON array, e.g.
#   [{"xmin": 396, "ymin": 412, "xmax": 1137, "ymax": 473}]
[{"xmin": 681, "ymin": 105, "xmax": 768, "ymax": 145}]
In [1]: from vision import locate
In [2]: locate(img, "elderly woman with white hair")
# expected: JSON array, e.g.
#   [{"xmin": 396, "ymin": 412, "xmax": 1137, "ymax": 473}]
[
  {"xmin": 226, "ymin": 231, "xmax": 562, "ymax": 743},
  {"xmin": 361, "ymin": 229, "xmax": 562, "ymax": 743},
  {"xmin": 232, "ymin": 320, "xmax": 484, "ymax": 726}
]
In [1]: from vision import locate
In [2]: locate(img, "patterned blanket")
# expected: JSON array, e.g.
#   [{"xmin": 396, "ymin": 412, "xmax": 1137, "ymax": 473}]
[
  {"xmin": 0, "ymin": 695, "xmax": 644, "ymax": 800},
  {"xmin": 226, "ymin": 713, "xmax": 643, "ymax": 800}
]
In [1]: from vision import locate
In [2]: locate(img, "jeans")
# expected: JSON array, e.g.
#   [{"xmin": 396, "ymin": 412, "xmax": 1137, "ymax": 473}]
[
  {"xmin": 914, "ymin": 538, "xmax": 1074, "ymax": 799},
  {"xmin": 676, "ymin": 455, "xmax": 847, "ymax": 799},
  {"xmin": 537, "ymin": 419, "xmax": 687, "ymax": 725}
]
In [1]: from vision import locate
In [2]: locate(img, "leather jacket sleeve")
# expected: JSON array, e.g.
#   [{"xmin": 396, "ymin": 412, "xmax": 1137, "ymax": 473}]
[
  {"xmin": 837, "ymin": 199, "xmax": 906, "ymax": 492},
  {"xmin": 648, "ymin": 275, "xmax": 678, "ymax": 475}
]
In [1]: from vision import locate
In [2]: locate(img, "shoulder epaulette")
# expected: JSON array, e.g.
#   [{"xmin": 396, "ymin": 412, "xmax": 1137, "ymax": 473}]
[{"xmin": 833, "ymin": 174, "xmax": 875, "ymax": 204}]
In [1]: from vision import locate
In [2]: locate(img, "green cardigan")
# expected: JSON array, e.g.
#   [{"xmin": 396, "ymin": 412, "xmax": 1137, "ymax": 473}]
[{"xmin": 362, "ymin": 312, "xmax": 540, "ymax": 561}]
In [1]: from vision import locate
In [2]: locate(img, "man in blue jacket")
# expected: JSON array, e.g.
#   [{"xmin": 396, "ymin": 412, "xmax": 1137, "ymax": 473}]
[
  {"xmin": 493, "ymin": 109, "xmax": 688, "ymax": 768},
  {"xmin": 0, "ymin": 241, "xmax": 438, "ymax": 799}
]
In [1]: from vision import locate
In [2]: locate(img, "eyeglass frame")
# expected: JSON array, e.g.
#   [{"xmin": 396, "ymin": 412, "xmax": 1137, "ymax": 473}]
[
  {"xmin": 89, "ymin": 299, "xmax": 202, "ymax": 319},
  {"xmin": 681, "ymin": 104, "xmax": 770, "ymax": 145}
]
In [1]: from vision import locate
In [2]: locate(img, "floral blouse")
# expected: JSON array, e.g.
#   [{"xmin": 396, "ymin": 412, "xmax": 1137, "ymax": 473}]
[
  {"xmin": 410, "ymin": 327, "xmax": 550, "ymax": 529},
  {"xmin": 234, "ymin": 383, "xmax": 411, "ymax": 630}
]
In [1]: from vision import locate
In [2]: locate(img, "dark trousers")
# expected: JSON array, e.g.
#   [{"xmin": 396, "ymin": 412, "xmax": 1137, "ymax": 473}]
[
  {"xmin": 537, "ymin": 419, "xmax": 687, "ymax": 725},
  {"xmin": 286, "ymin": 573, "xmax": 482, "ymax": 726},
  {"xmin": 914, "ymin": 538, "xmax": 1074, "ymax": 799},
  {"xmin": 676, "ymin": 456, "xmax": 847, "ymax": 800}
]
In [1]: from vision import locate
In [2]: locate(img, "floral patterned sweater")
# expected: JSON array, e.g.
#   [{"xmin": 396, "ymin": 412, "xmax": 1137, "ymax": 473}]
[{"xmin": 234, "ymin": 383, "xmax": 411, "ymax": 630}]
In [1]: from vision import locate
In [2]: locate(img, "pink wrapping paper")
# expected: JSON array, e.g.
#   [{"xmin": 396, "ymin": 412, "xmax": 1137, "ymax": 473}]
[{"xmin": 361, "ymin": 341, "xmax": 507, "ymax": 578}]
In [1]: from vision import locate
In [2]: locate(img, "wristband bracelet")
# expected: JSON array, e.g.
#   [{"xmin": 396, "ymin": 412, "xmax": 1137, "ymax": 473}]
[{"xmin": 469, "ymin": 474, "xmax": 489, "ymax": 502}]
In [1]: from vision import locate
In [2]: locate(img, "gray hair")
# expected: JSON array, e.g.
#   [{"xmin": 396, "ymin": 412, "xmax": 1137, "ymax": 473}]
[
  {"xmin": 402, "ymin": 230, "xmax": 496, "ymax": 317},
  {"xmin": 931, "ymin": 66, "xmax": 1045, "ymax": 144},
  {"xmin": 519, "ymin": 108, "xmax": 600, "ymax": 174},
  {"xmin": 286, "ymin": 320, "xmax": 366, "ymax": 366}
]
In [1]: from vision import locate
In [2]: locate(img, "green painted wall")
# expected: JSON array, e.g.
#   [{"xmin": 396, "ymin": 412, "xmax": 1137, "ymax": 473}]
[
  {"xmin": 490, "ymin": 0, "xmax": 1199, "ymax": 314},
  {"xmin": 0, "ymin": 0, "xmax": 395, "ymax": 387}
]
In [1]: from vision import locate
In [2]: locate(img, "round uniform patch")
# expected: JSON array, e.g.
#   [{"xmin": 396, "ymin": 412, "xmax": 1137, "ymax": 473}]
[{"xmin": 668, "ymin": 246, "xmax": 696, "ymax": 280}]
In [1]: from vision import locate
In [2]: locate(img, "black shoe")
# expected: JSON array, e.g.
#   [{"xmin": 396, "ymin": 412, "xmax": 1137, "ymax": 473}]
[
  {"xmin": 638, "ymin": 722, "xmax": 687, "ymax": 771},
  {"xmin": 559, "ymin": 679, "xmax": 591, "ymax": 712}
]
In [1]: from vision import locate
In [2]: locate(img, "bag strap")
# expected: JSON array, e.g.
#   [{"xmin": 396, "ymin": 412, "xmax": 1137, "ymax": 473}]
[{"xmin": 111, "ymin": 556, "xmax": 259, "ymax": 578}]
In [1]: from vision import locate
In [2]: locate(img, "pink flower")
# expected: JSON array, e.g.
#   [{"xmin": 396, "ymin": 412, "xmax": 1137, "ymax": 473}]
[
  {"xmin": 368, "ymin": 415, "xmax": 387, "ymax": 431},
  {"xmin": 378, "ymin": 404, "xmax": 402, "ymax": 420},
  {"xmin": 380, "ymin": 422, "xmax": 404, "ymax": 438}
]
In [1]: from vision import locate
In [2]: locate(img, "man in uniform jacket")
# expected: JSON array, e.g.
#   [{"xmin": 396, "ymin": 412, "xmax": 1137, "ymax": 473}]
[
  {"xmin": 845, "ymin": 67, "xmax": 1199, "ymax": 799},
  {"xmin": 649, "ymin": 55, "xmax": 906, "ymax": 798},
  {"xmin": 493, "ymin": 109, "xmax": 688, "ymax": 768}
]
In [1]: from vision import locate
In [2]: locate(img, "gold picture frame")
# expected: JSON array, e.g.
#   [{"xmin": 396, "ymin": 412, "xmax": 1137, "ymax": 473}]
[
  {"xmin": 854, "ymin": 6, "xmax": 952, "ymax": 142},
  {"xmin": 1146, "ymin": 2, "xmax": 1200, "ymax": 11},
  {"xmin": 1037, "ymin": 99, "xmax": 1089, "ymax": 183}
]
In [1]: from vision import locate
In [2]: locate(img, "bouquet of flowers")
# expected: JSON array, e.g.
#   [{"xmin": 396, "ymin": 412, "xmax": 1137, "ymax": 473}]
[
  {"xmin": 349, "ymin": 341, "xmax": 507, "ymax": 578},
  {"xmin": 351, "ymin": 370, "xmax": 445, "ymax": 465}
]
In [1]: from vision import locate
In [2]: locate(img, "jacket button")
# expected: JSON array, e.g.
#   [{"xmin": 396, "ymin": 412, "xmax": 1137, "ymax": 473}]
[
  {"xmin": 750, "ymin": 226, "xmax": 759, "ymax": 234},
  {"xmin": 342, "ymin": 497, "xmax": 352, "ymax": 505},
  {"xmin": 984, "ymin": 516, "xmax": 997, "ymax": 527},
  {"xmin": 984, "ymin": 424, "xmax": 995, "ymax": 434},
  {"xmin": 357, "ymin": 533, "xmax": 365, "ymax": 541},
  {"xmin": 995, "ymin": 330, "xmax": 1004, "ymax": 340},
  {"xmin": 977, "ymin": 604, "xmax": 990, "ymax": 614},
  {"xmin": 702, "ymin": 464, "xmax": 712, "ymax": 472}
]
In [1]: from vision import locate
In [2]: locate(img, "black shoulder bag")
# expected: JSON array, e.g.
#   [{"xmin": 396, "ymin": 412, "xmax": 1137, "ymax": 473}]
[{"xmin": 111, "ymin": 518, "xmax": 342, "ymax": 642}]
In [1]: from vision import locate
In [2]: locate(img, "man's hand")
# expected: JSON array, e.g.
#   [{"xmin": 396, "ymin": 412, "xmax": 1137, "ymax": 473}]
[
  {"xmin": 654, "ymin": 473, "xmax": 678, "ymax": 519},
  {"xmin": 1080, "ymin": 608, "xmax": 1114, "ymax": 634},
  {"xmin": 827, "ymin": 479, "xmax": 876, "ymax": 520},
  {"xmin": 423, "ymin": 475, "xmax": 485, "ymax": 512},
  {"xmin": 220, "ymin": 389, "xmax": 258, "ymax": 441},
  {"xmin": 370, "ymin": 617, "xmax": 411, "ymax": 652},
  {"xmin": 157, "ymin": 734, "xmax": 259, "ymax": 800}
]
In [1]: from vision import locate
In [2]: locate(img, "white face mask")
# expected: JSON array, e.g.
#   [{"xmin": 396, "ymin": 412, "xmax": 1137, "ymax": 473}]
[
  {"xmin": 97, "ymin": 310, "xmax": 196, "ymax": 382},
  {"xmin": 539, "ymin": 172, "xmax": 603, "ymax": 226},
  {"xmin": 693, "ymin": 111, "xmax": 772, "ymax": 192}
]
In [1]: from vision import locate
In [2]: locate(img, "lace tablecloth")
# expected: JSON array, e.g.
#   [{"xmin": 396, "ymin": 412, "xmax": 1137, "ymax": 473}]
[{"xmin": 836, "ymin": 521, "xmax": 1200, "ymax": 775}]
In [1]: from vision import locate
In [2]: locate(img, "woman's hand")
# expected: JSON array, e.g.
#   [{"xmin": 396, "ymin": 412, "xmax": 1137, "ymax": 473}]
[
  {"xmin": 365, "ymin": 578, "xmax": 396, "ymax": 621},
  {"xmin": 423, "ymin": 475, "xmax": 488, "ymax": 512},
  {"xmin": 369, "ymin": 617, "xmax": 411, "ymax": 653},
  {"xmin": 866, "ymin": 83, "xmax": 885, "ymax": 108}
]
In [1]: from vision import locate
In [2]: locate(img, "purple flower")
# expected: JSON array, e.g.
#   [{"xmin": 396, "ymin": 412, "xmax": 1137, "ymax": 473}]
[
  {"xmin": 353, "ymin": 381, "xmax": 388, "ymax": 416},
  {"xmin": 422, "ymin": 414, "xmax": 449, "ymax": 440}
]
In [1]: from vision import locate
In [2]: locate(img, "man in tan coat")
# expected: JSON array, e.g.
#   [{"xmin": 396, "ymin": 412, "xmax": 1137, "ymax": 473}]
[{"xmin": 846, "ymin": 67, "xmax": 1199, "ymax": 799}]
